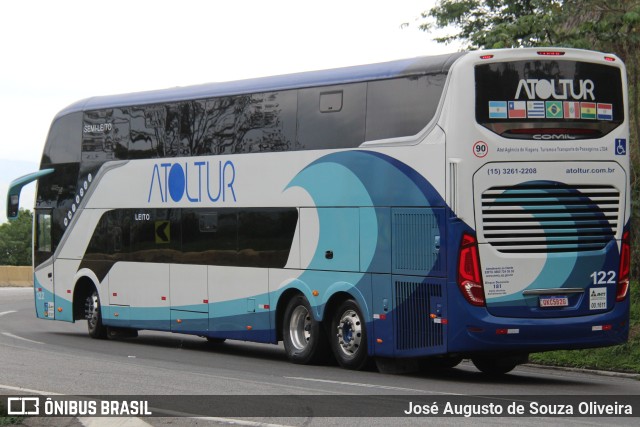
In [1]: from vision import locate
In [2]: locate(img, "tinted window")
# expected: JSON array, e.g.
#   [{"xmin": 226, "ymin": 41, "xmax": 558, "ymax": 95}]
[
  {"xmin": 129, "ymin": 209, "xmax": 181, "ymax": 263},
  {"xmin": 83, "ymin": 90, "xmax": 298, "ymax": 162},
  {"xmin": 34, "ymin": 211, "xmax": 52, "ymax": 266},
  {"xmin": 297, "ymin": 83, "xmax": 366, "ymax": 150},
  {"xmin": 42, "ymin": 113, "xmax": 82, "ymax": 165},
  {"xmin": 238, "ymin": 208, "xmax": 298, "ymax": 268},
  {"xmin": 82, "ymin": 208, "xmax": 297, "ymax": 269},
  {"xmin": 475, "ymin": 60, "xmax": 624, "ymax": 139},
  {"xmin": 365, "ymin": 75, "xmax": 447, "ymax": 141},
  {"xmin": 86, "ymin": 210, "xmax": 130, "ymax": 258},
  {"xmin": 181, "ymin": 209, "xmax": 238, "ymax": 266}
]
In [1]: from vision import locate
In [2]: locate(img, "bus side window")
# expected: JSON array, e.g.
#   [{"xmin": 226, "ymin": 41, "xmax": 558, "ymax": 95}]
[
  {"xmin": 297, "ymin": 83, "xmax": 366, "ymax": 150},
  {"xmin": 35, "ymin": 211, "xmax": 52, "ymax": 253},
  {"xmin": 365, "ymin": 75, "xmax": 446, "ymax": 141}
]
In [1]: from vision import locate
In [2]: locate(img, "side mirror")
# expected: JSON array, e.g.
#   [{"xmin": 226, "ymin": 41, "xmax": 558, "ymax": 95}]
[
  {"xmin": 7, "ymin": 193, "xmax": 20, "ymax": 220},
  {"xmin": 6, "ymin": 168, "xmax": 55, "ymax": 221}
]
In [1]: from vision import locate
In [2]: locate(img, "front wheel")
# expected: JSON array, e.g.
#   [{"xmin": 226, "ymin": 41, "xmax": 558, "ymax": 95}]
[
  {"xmin": 282, "ymin": 295, "xmax": 329, "ymax": 364},
  {"xmin": 85, "ymin": 289, "xmax": 107, "ymax": 339},
  {"xmin": 330, "ymin": 299, "xmax": 369, "ymax": 370}
]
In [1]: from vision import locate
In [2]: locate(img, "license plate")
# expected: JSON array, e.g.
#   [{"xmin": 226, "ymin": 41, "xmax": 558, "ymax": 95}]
[{"xmin": 539, "ymin": 295, "xmax": 569, "ymax": 308}]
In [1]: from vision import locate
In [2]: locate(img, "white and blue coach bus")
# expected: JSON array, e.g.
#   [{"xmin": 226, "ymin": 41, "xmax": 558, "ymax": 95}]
[{"xmin": 7, "ymin": 48, "xmax": 631, "ymax": 374}]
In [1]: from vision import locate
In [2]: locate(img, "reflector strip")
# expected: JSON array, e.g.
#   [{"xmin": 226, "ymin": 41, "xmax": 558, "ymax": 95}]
[{"xmin": 496, "ymin": 328, "xmax": 520, "ymax": 334}]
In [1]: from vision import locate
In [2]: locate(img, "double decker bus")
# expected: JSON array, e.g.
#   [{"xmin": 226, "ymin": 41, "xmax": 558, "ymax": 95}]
[{"xmin": 8, "ymin": 48, "xmax": 630, "ymax": 374}]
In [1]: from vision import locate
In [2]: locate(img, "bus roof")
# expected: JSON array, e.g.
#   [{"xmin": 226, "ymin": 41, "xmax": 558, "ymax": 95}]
[{"xmin": 56, "ymin": 52, "xmax": 466, "ymax": 118}]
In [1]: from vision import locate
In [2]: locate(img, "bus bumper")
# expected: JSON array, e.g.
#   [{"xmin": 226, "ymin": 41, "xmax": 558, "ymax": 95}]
[{"xmin": 447, "ymin": 296, "xmax": 630, "ymax": 354}]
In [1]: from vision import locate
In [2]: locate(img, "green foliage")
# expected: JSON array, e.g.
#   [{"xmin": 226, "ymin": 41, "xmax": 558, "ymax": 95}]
[
  {"xmin": 0, "ymin": 209, "xmax": 33, "ymax": 266},
  {"xmin": 0, "ymin": 417, "xmax": 24, "ymax": 426},
  {"xmin": 421, "ymin": 0, "xmax": 563, "ymax": 49}
]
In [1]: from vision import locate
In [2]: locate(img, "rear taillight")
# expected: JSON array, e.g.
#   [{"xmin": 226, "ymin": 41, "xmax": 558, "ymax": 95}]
[
  {"xmin": 458, "ymin": 233, "xmax": 485, "ymax": 306},
  {"xmin": 617, "ymin": 231, "xmax": 630, "ymax": 302}
]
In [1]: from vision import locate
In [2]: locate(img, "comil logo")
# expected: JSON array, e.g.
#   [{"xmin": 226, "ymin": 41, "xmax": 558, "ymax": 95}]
[{"xmin": 515, "ymin": 79, "xmax": 595, "ymax": 101}]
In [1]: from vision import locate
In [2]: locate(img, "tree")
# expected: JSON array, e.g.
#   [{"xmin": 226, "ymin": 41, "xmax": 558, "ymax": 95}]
[
  {"xmin": 420, "ymin": 0, "xmax": 640, "ymax": 279},
  {"xmin": 420, "ymin": 0, "xmax": 563, "ymax": 49},
  {"xmin": 0, "ymin": 209, "xmax": 32, "ymax": 266}
]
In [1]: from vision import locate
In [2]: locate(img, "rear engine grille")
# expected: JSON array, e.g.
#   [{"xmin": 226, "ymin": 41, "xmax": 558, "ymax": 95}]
[
  {"xmin": 481, "ymin": 183, "xmax": 619, "ymax": 253},
  {"xmin": 395, "ymin": 280, "xmax": 443, "ymax": 350}
]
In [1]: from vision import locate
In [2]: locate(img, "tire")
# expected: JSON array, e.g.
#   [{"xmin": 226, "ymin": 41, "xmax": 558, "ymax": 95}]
[
  {"xmin": 420, "ymin": 356, "xmax": 464, "ymax": 371},
  {"xmin": 85, "ymin": 288, "xmax": 107, "ymax": 339},
  {"xmin": 282, "ymin": 295, "xmax": 329, "ymax": 364},
  {"xmin": 330, "ymin": 299, "xmax": 369, "ymax": 370},
  {"xmin": 472, "ymin": 354, "xmax": 527, "ymax": 375}
]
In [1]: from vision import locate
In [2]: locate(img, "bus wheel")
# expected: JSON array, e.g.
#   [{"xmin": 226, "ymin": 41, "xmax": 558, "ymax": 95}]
[
  {"xmin": 283, "ymin": 295, "xmax": 327, "ymax": 364},
  {"xmin": 85, "ymin": 289, "xmax": 107, "ymax": 339},
  {"xmin": 472, "ymin": 354, "xmax": 527, "ymax": 375},
  {"xmin": 330, "ymin": 299, "xmax": 369, "ymax": 370},
  {"xmin": 420, "ymin": 356, "xmax": 464, "ymax": 371}
]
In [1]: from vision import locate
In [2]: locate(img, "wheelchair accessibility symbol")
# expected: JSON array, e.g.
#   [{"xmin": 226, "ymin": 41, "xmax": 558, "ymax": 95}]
[{"xmin": 615, "ymin": 139, "xmax": 626, "ymax": 156}]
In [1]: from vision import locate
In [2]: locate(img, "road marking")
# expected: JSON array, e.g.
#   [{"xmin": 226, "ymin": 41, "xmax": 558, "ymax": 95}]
[
  {"xmin": 193, "ymin": 418, "xmax": 296, "ymax": 427},
  {"xmin": 159, "ymin": 409, "xmax": 295, "ymax": 426},
  {"xmin": 285, "ymin": 376, "xmax": 463, "ymax": 395},
  {"xmin": 0, "ymin": 310, "xmax": 17, "ymax": 317},
  {"xmin": 0, "ymin": 383, "xmax": 62, "ymax": 395},
  {"xmin": 78, "ymin": 417, "xmax": 153, "ymax": 427},
  {"xmin": 1, "ymin": 332, "xmax": 44, "ymax": 345}
]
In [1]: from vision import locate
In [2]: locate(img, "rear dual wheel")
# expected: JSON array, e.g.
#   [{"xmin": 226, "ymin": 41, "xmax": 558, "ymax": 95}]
[
  {"xmin": 282, "ymin": 295, "xmax": 329, "ymax": 364},
  {"xmin": 330, "ymin": 299, "xmax": 369, "ymax": 370},
  {"xmin": 282, "ymin": 295, "xmax": 369, "ymax": 370}
]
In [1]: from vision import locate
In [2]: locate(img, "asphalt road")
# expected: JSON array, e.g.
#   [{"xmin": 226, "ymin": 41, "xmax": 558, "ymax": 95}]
[{"xmin": 1, "ymin": 287, "xmax": 638, "ymax": 426}]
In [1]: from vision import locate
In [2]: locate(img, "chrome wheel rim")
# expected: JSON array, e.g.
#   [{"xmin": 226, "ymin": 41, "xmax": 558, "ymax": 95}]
[
  {"xmin": 288, "ymin": 305, "xmax": 312, "ymax": 351},
  {"xmin": 336, "ymin": 309, "xmax": 362, "ymax": 358}
]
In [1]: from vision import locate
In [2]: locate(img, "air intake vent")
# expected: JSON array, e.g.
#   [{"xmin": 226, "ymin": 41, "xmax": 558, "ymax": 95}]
[
  {"xmin": 395, "ymin": 279, "xmax": 443, "ymax": 351},
  {"xmin": 392, "ymin": 208, "xmax": 445, "ymax": 276},
  {"xmin": 481, "ymin": 183, "xmax": 619, "ymax": 253}
]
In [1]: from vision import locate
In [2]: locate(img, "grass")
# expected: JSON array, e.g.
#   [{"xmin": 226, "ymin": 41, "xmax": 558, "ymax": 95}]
[
  {"xmin": 529, "ymin": 280, "xmax": 640, "ymax": 374},
  {"xmin": 0, "ymin": 418, "xmax": 23, "ymax": 426}
]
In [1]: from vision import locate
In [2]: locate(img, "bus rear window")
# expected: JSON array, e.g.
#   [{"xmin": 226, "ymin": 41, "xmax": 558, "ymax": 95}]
[{"xmin": 475, "ymin": 60, "xmax": 624, "ymax": 140}]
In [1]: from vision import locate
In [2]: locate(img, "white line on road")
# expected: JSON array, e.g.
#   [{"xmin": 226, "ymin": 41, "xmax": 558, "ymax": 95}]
[
  {"xmin": 285, "ymin": 376, "xmax": 464, "ymax": 395},
  {"xmin": 1, "ymin": 332, "xmax": 44, "ymax": 345},
  {"xmin": 156, "ymin": 408, "xmax": 295, "ymax": 427},
  {"xmin": 0, "ymin": 383, "xmax": 62, "ymax": 395},
  {"xmin": 193, "ymin": 417, "xmax": 297, "ymax": 427},
  {"xmin": 0, "ymin": 310, "xmax": 17, "ymax": 317},
  {"xmin": 78, "ymin": 417, "xmax": 153, "ymax": 427}
]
